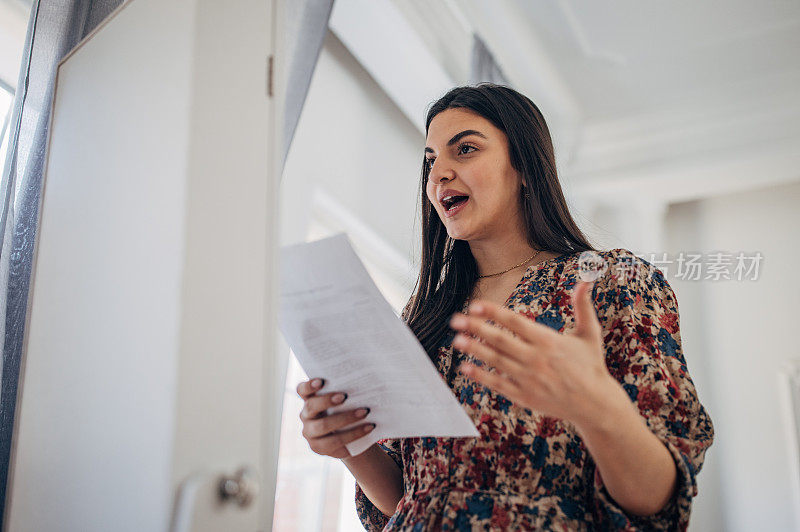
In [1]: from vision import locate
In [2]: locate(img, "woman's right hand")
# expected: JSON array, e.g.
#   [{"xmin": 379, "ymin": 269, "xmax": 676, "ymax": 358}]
[{"xmin": 297, "ymin": 378, "xmax": 375, "ymax": 459}]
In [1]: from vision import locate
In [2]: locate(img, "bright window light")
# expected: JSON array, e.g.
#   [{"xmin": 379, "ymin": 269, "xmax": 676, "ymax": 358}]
[{"xmin": 0, "ymin": 85, "xmax": 14, "ymax": 173}]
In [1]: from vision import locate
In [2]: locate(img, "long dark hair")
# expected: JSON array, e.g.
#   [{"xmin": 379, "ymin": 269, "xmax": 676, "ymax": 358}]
[{"xmin": 402, "ymin": 83, "xmax": 596, "ymax": 359}]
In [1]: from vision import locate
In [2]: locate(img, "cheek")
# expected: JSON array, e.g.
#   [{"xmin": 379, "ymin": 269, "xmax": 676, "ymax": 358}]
[
  {"xmin": 425, "ymin": 182, "xmax": 437, "ymax": 207},
  {"xmin": 474, "ymin": 184, "xmax": 515, "ymax": 217}
]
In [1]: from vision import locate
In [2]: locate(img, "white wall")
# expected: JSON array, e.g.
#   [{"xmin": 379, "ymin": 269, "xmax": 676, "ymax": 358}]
[
  {"xmin": 666, "ymin": 180, "xmax": 800, "ymax": 531},
  {"xmin": 663, "ymin": 200, "xmax": 724, "ymax": 531}
]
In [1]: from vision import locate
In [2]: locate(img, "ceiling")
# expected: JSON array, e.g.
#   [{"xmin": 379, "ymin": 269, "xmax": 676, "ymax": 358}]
[
  {"xmin": 418, "ymin": 0, "xmax": 800, "ymax": 202},
  {"xmin": 516, "ymin": 0, "xmax": 800, "ymax": 122}
]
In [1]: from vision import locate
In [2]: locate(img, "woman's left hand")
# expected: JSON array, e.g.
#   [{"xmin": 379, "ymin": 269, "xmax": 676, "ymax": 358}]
[{"xmin": 450, "ymin": 280, "xmax": 629, "ymax": 429}]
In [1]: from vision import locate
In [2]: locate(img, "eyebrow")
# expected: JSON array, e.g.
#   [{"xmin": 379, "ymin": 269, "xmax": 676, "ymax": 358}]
[{"xmin": 424, "ymin": 129, "xmax": 487, "ymax": 154}]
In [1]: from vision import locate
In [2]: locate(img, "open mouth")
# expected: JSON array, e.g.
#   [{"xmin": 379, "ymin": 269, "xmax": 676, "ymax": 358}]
[{"xmin": 441, "ymin": 195, "xmax": 469, "ymax": 212}]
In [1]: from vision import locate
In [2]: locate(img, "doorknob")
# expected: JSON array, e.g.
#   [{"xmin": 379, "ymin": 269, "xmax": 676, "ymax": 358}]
[
  {"xmin": 171, "ymin": 465, "xmax": 261, "ymax": 532},
  {"xmin": 218, "ymin": 466, "xmax": 260, "ymax": 507}
]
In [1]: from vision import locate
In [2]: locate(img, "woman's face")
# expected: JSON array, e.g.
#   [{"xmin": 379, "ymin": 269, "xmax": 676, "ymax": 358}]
[{"xmin": 425, "ymin": 108, "xmax": 524, "ymax": 242}]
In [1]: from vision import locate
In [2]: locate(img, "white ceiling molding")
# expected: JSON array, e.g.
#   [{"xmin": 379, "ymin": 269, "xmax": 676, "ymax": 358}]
[
  {"xmin": 569, "ymin": 82, "xmax": 800, "ymax": 182},
  {"xmin": 571, "ymin": 135, "xmax": 800, "ymax": 205},
  {"xmin": 328, "ymin": 0, "xmax": 456, "ymax": 134}
]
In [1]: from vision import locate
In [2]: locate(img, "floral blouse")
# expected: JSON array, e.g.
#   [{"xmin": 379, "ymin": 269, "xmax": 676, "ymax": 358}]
[{"xmin": 355, "ymin": 248, "xmax": 714, "ymax": 531}]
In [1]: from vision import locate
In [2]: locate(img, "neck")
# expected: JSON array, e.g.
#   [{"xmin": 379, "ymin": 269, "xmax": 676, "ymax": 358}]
[{"xmin": 468, "ymin": 232, "xmax": 539, "ymax": 278}]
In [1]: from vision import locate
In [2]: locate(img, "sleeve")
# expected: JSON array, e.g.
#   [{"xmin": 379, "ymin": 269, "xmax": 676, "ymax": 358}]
[
  {"xmin": 354, "ymin": 437, "xmax": 404, "ymax": 531},
  {"xmin": 587, "ymin": 249, "xmax": 715, "ymax": 532}
]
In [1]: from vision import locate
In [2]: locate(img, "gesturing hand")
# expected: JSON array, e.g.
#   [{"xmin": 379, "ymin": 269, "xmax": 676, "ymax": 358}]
[{"xmin": 449, "ymin": 280, "xmax": 629, "ymax": 428}]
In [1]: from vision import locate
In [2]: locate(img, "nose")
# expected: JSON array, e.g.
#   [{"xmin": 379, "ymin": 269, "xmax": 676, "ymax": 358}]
[{"xmin": 428, "ymin": 158, "xmax": 454, "ymax": 185}]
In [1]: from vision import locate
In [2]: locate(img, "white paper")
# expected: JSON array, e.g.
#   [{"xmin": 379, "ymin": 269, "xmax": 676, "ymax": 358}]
[{"xmin": 278, "ymin": 233, "xmax": 479, "ymax": 455}]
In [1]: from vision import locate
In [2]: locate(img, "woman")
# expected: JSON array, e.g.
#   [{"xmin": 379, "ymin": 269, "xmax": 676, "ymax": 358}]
[{"xmin": 295, "ymin": 84, "xmax": 714, "ymax": 530}]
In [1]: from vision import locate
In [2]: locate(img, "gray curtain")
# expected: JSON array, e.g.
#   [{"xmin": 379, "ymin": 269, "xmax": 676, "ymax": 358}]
[
  {"xmin": 470, "ymin": 33, "xmax": 509, "ymax": 85},
  {"xmin": 281, "ymin": 0, "xmax": 334, "ymax": 170},
  {"xmin": 0, "ymin": 0, "xmax": 135, "ymax": 521},
  {"xmin": 0, "ymin": 0, "xmax": 334, "ymax": 521}
]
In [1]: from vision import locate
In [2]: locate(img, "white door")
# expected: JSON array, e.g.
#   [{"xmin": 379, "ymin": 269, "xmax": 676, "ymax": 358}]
[{"xmin": 5, "ymin": 0, "xmax": 280, "ymax": 530}]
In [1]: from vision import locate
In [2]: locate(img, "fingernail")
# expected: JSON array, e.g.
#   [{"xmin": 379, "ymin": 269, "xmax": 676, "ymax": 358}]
[
  {"xmin": 332, "ymin": 393, "xmax": 347, "ymax": 404},
  {"xmin": 364, "ymin": 423, "xmax": 376, "ymax": 432},
  {"xmin": 469, "ymin": 302, "xmax": 484, "ymax": 313},
  {"xmin": 311, "ymin": 378, "xmax": 324, "ymax": 389},
  {"xmin": 355, "ymin": 408, "xmax": 369, "ymax": 418}
]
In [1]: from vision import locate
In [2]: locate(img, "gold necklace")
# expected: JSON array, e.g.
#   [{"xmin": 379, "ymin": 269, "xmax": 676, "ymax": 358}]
[{"xmin": 478, "ymin": 249, "xmax": 542, "ymax": 278}]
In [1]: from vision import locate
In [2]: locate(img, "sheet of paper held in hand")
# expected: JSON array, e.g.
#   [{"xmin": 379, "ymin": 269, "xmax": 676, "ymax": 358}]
[{"xmin": 278, "ymin": 233, "xmax": 480, "ymax": 456}]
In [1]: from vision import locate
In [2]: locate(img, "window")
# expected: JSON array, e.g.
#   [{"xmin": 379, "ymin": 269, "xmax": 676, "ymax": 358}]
[
  {"xmin": 272, "ymin": 352, "xmax": 364, "ymax": 532},
  {"xmin": 272, "ymin": 200, "xmax": 412, "ymax": 531},
  {"xmin": 0, "ymin": 82, "xmax": 14, "ymax": 172}
]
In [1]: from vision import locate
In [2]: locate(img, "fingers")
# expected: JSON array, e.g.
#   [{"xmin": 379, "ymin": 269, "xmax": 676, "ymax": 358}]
[
  {"xmin": 302, "ymin": 407, "xmax": 371, "ymax": 439},
  {"xmin": 462, "ymin": 301, "xmax": 557, "ymax": 346},
  {"xmin": 452, "ymin": 331, "xmax": 525, "ymax": 375},
  {"xmin": 296, "ymin": 378, "xmax": 377, "ymax": 458},
  {"xmin": 296, "ymin": 377, "xmax": 325, "ymax": 399},
  {"xmin": 460, "ymin": 362, "xmax": 519, "ymax": 399},
  {"xmin": 307, "ymin": 421, "xmax": 376, "ymax": 457},
  {"xmin": 449, "ymin": 310, "xmax": 534, "ymax": 364},
  {"xmin": 300, "ymin": 391, "xmax": 349, "ymax": 421}
]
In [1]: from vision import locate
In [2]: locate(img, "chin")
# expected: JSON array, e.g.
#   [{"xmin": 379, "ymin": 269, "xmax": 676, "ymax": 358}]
[
  {"xmin": 438, "ymin": 210, "xmax": 476, "ymax": 241},
  {"xmin": 445, "ymin": 225, "xmax": 472, "ymax": 241}
]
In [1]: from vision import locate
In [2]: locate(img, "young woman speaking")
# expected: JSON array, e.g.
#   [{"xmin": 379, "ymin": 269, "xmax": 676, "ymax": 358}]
[{"xmin": 295, "ymin": 84, "xmax": 714, "ymax": 531}]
